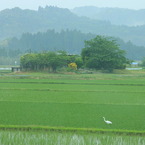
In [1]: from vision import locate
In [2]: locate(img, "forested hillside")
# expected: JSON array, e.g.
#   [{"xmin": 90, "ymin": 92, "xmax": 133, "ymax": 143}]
[
  {"xmin": 1, "ymin": 29, "xmax": 145, "ymax": 60},
  {"xmin": 72, "ymin": 6, "xmax": 145, "ymax": 26},
  {"xmin": 0, "ymin": 6, "xmax": 145, "ymax": 46}
]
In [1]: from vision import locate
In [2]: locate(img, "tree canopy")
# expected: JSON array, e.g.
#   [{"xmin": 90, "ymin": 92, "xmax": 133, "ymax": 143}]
[
  {"xmin": 81, "ymin": 35, "xmax": 128, "ymax": 72},
  {"xmin": 20, "ymin": 51, "xmax": 82, "ymax": 72}
]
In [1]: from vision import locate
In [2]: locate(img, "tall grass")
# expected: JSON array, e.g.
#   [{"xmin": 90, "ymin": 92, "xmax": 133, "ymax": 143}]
[{"xmin": 0, "ymin": 130, "xmax": 145, "ymax": 145}]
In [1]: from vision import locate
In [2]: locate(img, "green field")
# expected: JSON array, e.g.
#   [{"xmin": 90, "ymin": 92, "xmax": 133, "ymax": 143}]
[
  {"xmin": 0, "ymin": 71, "xmax": 145, "ymax": 131},
  {"xmin": 0, "ymin": 70, "xmax": 145, "ymax": 144}
]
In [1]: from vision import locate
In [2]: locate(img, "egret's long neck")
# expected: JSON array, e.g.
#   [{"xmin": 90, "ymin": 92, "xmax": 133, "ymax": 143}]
[{"xmin": 103, "ymin": 117, "xmax": 106, "ymax": 121}]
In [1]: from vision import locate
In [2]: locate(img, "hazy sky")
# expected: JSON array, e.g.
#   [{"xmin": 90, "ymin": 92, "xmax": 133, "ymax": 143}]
[{"xmin": 0, "ymin": 0, "xmax": 145, "ymax": 11}]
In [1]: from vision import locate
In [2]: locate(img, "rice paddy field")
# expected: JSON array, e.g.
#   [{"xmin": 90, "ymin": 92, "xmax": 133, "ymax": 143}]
[{"xmin": 0, "ymin": 70, "xmax": 145, "ymax": 144}]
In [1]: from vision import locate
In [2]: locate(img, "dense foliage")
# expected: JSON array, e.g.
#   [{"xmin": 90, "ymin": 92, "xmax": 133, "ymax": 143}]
[
  {"xmin": 82, "ymin": 36, "xmax": 128, "ymax": 72},
  {"xmin": 20, "ymin": 36, "xmax": 130, "ymax": 72},
  {"xmin": 20, "ymin": 51, "xmax": 82, "ymax": 72}
]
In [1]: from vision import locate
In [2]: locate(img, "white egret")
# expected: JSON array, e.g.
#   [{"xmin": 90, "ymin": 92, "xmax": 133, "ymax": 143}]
[{"xmin": 103, "ymin": 117, "xmax": 112, "ymax": 124}]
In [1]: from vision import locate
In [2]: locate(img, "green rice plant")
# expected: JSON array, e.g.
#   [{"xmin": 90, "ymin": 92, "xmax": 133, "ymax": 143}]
[
  {"xmin": 0, "ymin": 88, "xmax": 145, "ymax": 106},
  {"xmin": 0, "ymin": 72, "xmax": 145, "ymax": 133},
  {"xmin": 0, "ymin": 130, "xmax": 145, "ymax": 145},
  {"xmin": 0, "ymin": 101, "xmax": 145, "ymax": 131}
]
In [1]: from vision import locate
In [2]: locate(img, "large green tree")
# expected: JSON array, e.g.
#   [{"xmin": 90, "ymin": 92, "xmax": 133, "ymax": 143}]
[{"xmin": 81, "ymin": 35, "xmax": 128, "ymax": 72}]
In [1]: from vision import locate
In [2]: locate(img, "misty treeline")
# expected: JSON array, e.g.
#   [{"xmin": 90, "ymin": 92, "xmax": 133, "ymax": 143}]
[
  {"xmin": 6, "ymin": 29, "xmax": 93, "ymax": 55},
  {"xmin": 0, "ymin": 29, "xmax": 145, "ymax": 65}
]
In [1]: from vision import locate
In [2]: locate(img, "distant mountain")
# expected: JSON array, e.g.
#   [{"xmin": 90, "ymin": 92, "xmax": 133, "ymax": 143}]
[
  {"xmin": 0, "ymin": 6, "xmax": 145, "ymax": 47},
  {"xmin": 72, "ymin": 6, "xmax": 145, "ymax": 26}
]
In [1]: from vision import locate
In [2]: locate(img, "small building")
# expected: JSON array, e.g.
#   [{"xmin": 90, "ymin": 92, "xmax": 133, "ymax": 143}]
[
  {"xmin": 11, "ymin": 67, "xmax": 21, "ymax": 72},
  {"xmin": 131, "ymin": 62, "xmax": 138, "ymax": 67}
]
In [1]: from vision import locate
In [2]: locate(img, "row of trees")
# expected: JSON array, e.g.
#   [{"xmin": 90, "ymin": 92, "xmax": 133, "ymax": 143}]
[
  {"xmin": 20, "ymin": 35, "xmax": 129, "ymax": 72},
  {"xmin": 20, "ymin": 51, "xmax": 82, "ymax": 72}
]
